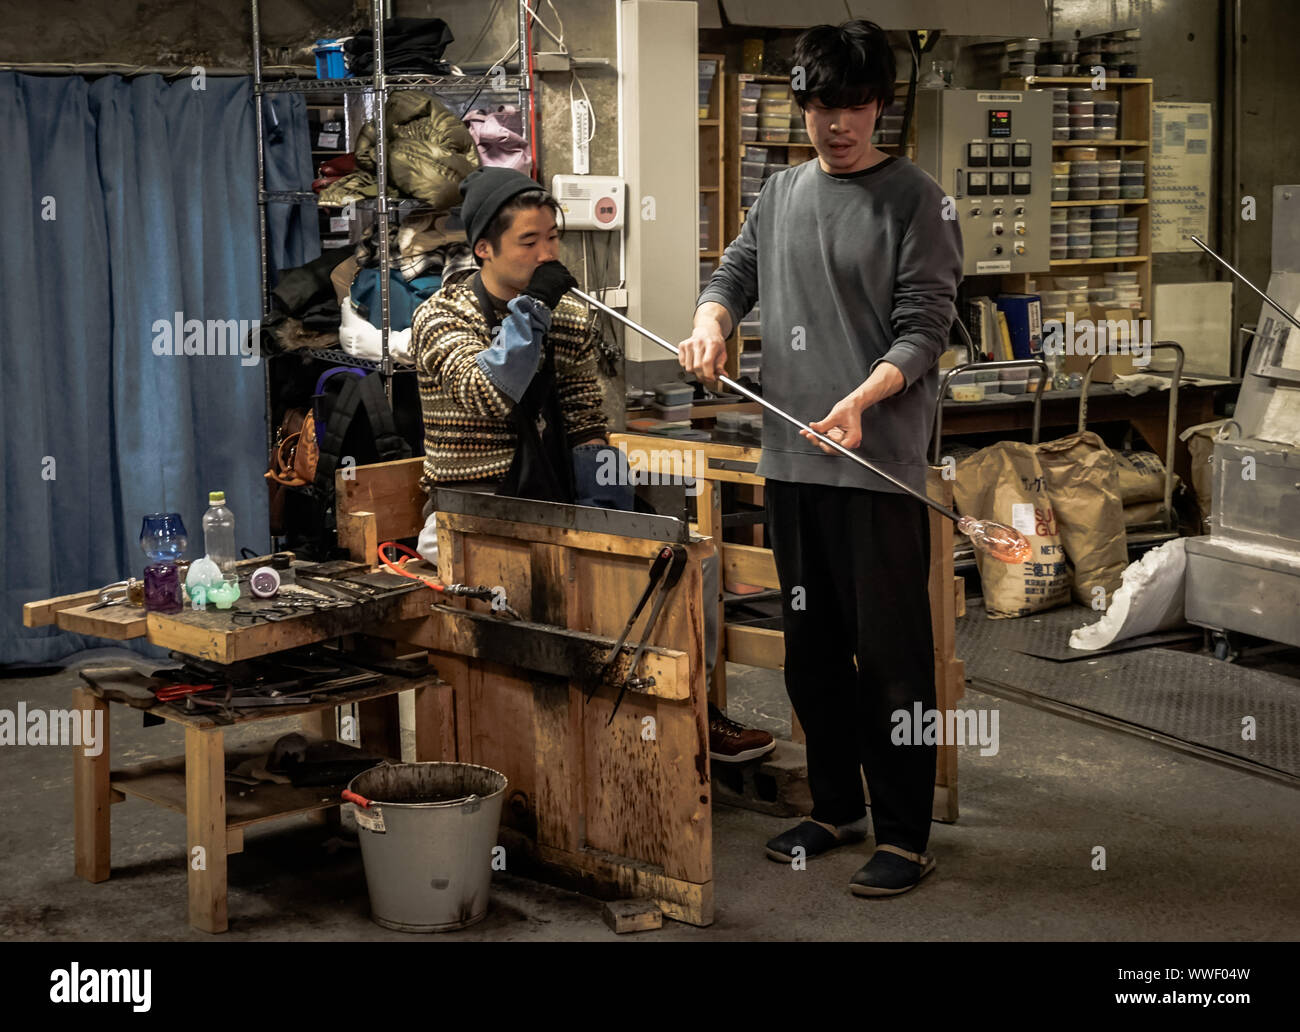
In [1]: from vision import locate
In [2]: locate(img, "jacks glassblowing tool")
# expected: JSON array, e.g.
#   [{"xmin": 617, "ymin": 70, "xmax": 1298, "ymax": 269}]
[
  {"xmin": 585, "ymin": 544, "xmax": 687, "ymax": 724},
  {"xmin": 572, "ymin": 289, "xmax": 1032, "ymax": 564}
]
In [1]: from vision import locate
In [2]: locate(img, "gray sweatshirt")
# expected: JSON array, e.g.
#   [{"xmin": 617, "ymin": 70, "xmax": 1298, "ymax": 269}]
[{"xmin": 698, "ymin": 156, "xmax": 963, "ymax": 496}]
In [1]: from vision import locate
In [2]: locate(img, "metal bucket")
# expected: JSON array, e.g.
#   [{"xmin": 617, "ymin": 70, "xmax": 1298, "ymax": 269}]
[{"xmin": 343, "ymin": 761, "xmax": 508, "ymax": 932}]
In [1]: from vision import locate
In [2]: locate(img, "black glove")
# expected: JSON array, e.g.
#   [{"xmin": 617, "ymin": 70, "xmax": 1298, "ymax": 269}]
[{"xmin": 523, "ymin": 260, "xmax": 578, "ymax": 310}]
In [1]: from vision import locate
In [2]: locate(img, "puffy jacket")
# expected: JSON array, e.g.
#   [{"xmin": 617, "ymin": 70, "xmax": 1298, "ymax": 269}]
[{"xmin": 356, "ymin": 91, "xmax": 480, "ymax": 209}]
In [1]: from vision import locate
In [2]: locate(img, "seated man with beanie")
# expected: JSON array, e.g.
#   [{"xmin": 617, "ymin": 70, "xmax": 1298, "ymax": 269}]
[{"xmin": 411, "ymin": 167, "xmax": 775, "ymax": 764}]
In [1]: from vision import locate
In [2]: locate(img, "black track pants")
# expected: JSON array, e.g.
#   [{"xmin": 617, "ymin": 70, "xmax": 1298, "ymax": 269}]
[{"xmin": 765, "ymin": 479, "xmax": 937, "ymax": 853}]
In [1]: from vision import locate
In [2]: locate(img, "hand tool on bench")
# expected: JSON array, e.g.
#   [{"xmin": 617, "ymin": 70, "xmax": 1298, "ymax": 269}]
[
  {"xmin": 154, "ymin": 682, "xmax": 220, "ymax": 703},
  {"xmin": 585, "ymin": 544, "xmax": 687, "ymax": 724},
  {"xmin": 377, "ymin": 541, "xmax": 524, "ymax": 620},
  {"xmin": 572, "ymin": 288, "xmax": 1032, "ymax": 564}
]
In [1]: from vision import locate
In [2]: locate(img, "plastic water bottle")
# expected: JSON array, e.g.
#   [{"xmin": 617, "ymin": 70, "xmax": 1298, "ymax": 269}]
[{"xmin": 202, "ymin": 491, "xmax": 238, "ymax": 581}]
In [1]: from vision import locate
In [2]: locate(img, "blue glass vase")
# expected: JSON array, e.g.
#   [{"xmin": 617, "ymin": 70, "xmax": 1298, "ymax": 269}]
[{"xmin": 139, "ymin": 513, "xmax": 188, "ymax": 562}]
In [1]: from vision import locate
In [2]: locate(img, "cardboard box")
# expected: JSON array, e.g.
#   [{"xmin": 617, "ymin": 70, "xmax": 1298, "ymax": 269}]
[{"xmin": 1059, "ymin": 305, "xmax": 1141, "ymax": 380}]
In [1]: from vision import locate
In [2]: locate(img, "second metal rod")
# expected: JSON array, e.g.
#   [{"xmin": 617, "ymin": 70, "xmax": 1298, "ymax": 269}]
[
  {"xmin": 572, "ymin": 288, "xmax": 959, "ymax": 524},
  {"xmin": 1191, "ymin": 235, "xmax": 1300, "ymax": 336}
]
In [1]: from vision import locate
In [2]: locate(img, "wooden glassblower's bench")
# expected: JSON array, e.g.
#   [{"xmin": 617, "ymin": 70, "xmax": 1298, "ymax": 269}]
[
  {"xmin": 337, "ymin": 466, "xmax": 716, "ymax": 926},
  {"xmin": 25, "ymin": 473, "xmax": 717, "ymax": 930}
]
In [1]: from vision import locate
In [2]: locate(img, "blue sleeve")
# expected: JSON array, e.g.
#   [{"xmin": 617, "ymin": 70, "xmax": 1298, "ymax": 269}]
[{"xmin": 474, "ymin": 293, "xmax": 553, "ymax": 403}]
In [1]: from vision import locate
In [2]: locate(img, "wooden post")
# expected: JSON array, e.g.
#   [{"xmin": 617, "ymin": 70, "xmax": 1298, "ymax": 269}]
[
  {"xmin": 185, "ymin": 726, "xmax": 228, "ymax": 933},
  {"xmin": 72, "ymin": 686, "xmax": 111, "ymax": 883},
  {"xmin": 695, "ymin": 478, "xmax": 727, "ymax": 710}
]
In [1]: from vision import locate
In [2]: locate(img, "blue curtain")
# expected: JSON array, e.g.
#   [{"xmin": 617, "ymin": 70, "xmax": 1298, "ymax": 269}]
[{"xmin": 0, "ymin": 73, "xmax": 319, "ymax": 664}]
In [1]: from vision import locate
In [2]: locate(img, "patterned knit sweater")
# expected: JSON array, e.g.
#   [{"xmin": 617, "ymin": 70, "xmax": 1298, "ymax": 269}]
[{"xmin": 411, "ymin": 281, "xmax": 607, "ymax": 489}]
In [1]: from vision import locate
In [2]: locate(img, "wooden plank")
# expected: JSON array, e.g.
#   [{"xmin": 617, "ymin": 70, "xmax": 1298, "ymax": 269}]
[
  {"xmin": 955, "ymin": 575, "xmax": 966, "ymax": 619},
  {"xmin": 928, "ymin": 468, "xmax": 960, "ymax": 823},
  {"xmin": 113, "ymin": 744, "xmax": 344, "ymax": 829},
  {"xmin": 532, "ymin": 841, "xmax": 713, "ymax": 927},
  {"xmin": 185, "ymin": 726, "xmax": 228, "ymax": 933},
  {"xmin": 24, "ymin": 589, "xmax": 101, "ymax": 627},
  {"xmin": 725, "ymin": 625, "xmax": 785, "ymax": 670},
  {"xmin": 143, "ymin": 587, "xmax": 429, "ymax": 665},
  {"xmin": 402, "ymin": 605, "xmax": 692, "ymax": 701},
  {"xmin": 226, "ymin": 828, "xmax": 244, "ymax": 855},
  {"xmin": 695, "ymin": 479, "xmax": 728, "ymax": 710},
  {"xmin": 72, "ymin": 686, "xmax": 111, "ymax": 883},
  {"xmin": 529, "ymin": 543, "xmax": 584, "ymax": 854},
  {"xmin": 721, "ymin": 543, "xmax": 780, "ymax": 590},
  {"xmin": 335, "ymin": 456, "xmax": 428, "ymax": 545},
  {"xmin": 412, "ymin": 677, "xmax": 457, "ymax": 762},
  {"xmin": 337, "ymin": 508, "xmax": 379, "ymax": 565},
  {"xmin": 436, "ymin": 510, "xmax": 709, "ymax": 562},
  {"xmin": 602, "ymin": 899, "xmax": 663, "ymax": 933},
  {"xmin": 57, "ymin": 601, "xmax": 148, "ymax": 640}
]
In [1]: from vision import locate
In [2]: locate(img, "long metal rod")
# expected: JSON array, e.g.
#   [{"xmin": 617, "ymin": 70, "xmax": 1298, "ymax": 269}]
[
  {"xmin": 1191, "ymin": 235, "xmax": 1300, "ymax": 336},
  {"xmin": 571, "ymin": 289, "xmax": 960, "ymax": 523}
]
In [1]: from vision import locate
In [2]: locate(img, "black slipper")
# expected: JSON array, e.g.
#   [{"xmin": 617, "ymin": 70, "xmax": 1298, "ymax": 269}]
[
  {"xmin": 764, "ymin": 818, "xmax": 866, "ymax": 863},
  {"xmin": 849, "ymin": 844, "xmax": 936, "ymax": 897}
]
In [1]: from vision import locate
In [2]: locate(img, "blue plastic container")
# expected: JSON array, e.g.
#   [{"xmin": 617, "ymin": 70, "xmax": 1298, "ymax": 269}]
[{"xmin": 314, "ymin": 39, "xmax": 350, "ymax": 80}]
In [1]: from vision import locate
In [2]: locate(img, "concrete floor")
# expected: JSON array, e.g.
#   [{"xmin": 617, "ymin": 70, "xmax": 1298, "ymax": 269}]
[{"xmin": 2, "ymin": 655, "xmax": 1297, "ymax": 941}]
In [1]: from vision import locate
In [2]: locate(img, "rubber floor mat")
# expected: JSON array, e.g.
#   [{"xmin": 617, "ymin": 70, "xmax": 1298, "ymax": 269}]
[{"xmin": 957, "ymin": 601, "xmax": 1299, "ymax": 779}]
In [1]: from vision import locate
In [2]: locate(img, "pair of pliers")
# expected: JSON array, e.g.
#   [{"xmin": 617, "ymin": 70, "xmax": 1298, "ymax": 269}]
[
  {"xmin": 586, "ymin": 545, "xmax": 687, "ymax": 724},
  {"xmin": 154, "ymin": 682, "xmax": 219, "ymax": 703}
]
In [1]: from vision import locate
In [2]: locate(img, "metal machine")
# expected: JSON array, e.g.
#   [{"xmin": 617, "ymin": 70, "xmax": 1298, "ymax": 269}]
[
  {"xmin": 915, "ymin": 88, "xmax": 1053, "ymax": 277},
  {"xmin": 1185, "ymin": 186, "xmax": 1300, "ymax": 652}
]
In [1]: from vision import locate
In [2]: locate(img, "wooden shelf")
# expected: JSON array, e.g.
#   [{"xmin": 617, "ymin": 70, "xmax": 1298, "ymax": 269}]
[
  {"xmin": 1049, "ymin": 255, "xmax": 1149, "ymax": 266},
  {"xmin": 699, "ymin": 249, "xmax": 721, "ymax": 258},
  {"xmin": 700, "ymin": 185, "xmax": 719, "ymax": 193},
  {"xmin": 699, "ymin": 118, "xmax": 720, "ymax": 126},
  {"xmin": 1054, "ymin": 139, "xmax": 1149, "ymax": 147},
  {"xmin": 1053, "ymin": 198, "xmax": 1147, "ymax": 206},
  {"xmin": 112, "ymin": 742, "xmax": 348, "ymax": 829},
  {"xmin": 1009, "ymin": 76, "xmax": 1153, "ymax": 86}
]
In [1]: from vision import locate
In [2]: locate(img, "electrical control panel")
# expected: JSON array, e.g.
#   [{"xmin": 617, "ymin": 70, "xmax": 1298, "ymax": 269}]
[
  {"xmin": 915, "ymin": 89, "xmax": 1053, "ymax": 277},
  {"xmin": 551, "ymin": 174, "xmax": 625, "ymax": 231}
]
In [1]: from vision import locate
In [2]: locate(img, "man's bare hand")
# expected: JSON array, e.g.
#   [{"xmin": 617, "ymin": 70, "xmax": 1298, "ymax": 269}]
[
  {"xmin": 801, "ymin": 395, "xmax": 865, "ymax": 454},
  {"xmin": 677, "ymin": 324, "xmax": 728, "ymax": 383}
]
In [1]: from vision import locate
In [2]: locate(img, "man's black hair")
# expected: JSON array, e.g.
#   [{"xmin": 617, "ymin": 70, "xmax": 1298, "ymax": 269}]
[
  {"xmin": 476, "ymin": 189, "xmax": 565, "ymax": 264},
  {"xmin": 790, "ymin": 20, "xmax": 896, "ymax": 111}
]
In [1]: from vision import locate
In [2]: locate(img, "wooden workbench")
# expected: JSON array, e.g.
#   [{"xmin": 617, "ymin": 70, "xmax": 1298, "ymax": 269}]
[{"xmin": 25, "ymin": 560, "xmax": 439, "ymax": 933}]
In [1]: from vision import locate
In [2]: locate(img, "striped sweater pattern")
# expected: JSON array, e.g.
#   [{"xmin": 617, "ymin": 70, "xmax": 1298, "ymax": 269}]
[{"xmin": 410, "ymin": 282, "xmax": 607, "ymax": 489}]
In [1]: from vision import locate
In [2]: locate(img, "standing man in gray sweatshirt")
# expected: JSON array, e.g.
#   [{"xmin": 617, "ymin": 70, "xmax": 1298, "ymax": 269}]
[{"xmin": 681, "ymin": 20, "xmax": 963, "ymax": 896}]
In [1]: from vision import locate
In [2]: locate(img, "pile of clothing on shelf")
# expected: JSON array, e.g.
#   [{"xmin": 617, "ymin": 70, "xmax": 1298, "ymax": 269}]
[
  {"xmin": 259, "ymin": 213, "xmax": 473, "ymax": 364},
  {"xmin": 344, "ymin": 16, "xmax": 455, "ymax": 76}
]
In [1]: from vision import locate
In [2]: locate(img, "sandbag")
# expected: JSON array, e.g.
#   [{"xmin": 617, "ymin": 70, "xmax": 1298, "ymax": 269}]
[
  {"xmin": 1114, "ymin": 450, "xmax": 1167, "ymax": 504},
  {"xmin": 1180, "ymin": 418, "xmax": 1228, "ymax": 530},
  {"xmin": 1036, "ymin": 431, "xmax": 1127, "ymax": 605},
  {"xmin": 954, "ymin": 441, "xmax": 1071, "ymax": 618},
  {"xmin": 1124, "ymin": 499, "xmax": 1165, "ymax": 526}
]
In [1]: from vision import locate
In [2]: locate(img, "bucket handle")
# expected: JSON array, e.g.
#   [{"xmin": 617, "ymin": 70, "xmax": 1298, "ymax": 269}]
[{"xmin": 341, "ymin": 788, "xmax": 372, "ymax": 809}]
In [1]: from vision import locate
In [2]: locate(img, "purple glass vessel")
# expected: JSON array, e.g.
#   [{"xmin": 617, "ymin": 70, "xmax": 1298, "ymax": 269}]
[{"xmin": 144, "ymin": 561, "xmax": 183, "ymax": 614}]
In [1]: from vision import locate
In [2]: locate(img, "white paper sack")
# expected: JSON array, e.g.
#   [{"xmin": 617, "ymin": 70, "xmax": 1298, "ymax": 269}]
[
  {"xmin": 1069, "ymin": 537, "xmax": 1187, "ymax": 650},
  {"xmin": 417, "ymin": 511, "xmax": 439, "ymax": 566}
]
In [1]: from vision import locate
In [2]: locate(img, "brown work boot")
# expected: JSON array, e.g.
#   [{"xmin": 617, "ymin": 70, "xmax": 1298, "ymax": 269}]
[{"xmin": 708, "ymin": 703, "xmax": 777, "ymax": 763}]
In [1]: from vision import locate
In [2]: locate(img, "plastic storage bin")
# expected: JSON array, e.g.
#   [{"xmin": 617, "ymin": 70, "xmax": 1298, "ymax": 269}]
[{"xmin": 314, "ymin": 39, "xmax": 351, "ymax": 80}]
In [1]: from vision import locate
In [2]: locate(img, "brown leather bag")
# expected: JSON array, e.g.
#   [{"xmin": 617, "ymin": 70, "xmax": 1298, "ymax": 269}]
[{"xmin": 265, "ymin": 408, "xmax": 319, "ymax": 487}]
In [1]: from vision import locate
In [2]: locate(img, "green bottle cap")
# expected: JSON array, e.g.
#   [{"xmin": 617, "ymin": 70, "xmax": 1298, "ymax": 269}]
[{"xmin": 208, "ymin": 491, "xmax": 226, "ymax": 505}]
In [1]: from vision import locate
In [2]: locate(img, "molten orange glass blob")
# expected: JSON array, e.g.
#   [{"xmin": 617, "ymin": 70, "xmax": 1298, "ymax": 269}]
[{"xmin": 957, "ymin": 515, "xmax": 1033, "ymax": 564}]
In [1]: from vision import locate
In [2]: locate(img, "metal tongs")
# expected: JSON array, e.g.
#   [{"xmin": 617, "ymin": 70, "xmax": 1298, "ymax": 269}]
[{"xmin": 586, "ymin": 544, "xmax": 687, "ymax": 724}]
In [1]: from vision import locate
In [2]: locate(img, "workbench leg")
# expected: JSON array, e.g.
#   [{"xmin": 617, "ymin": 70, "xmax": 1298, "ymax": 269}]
[
  {"xmin": 696, "ymin": 479, "xmax": 727, "ymax": 710},
  {"xmin": 299, "ymin": 710, "xmax": 341, "ymax": 828},
  {"xmin": 72, "ymin": 686, "xmax": 111, "ymax": 883},
  {"xmin": 186, "ymin": 726, "xmax": 228, "ymax": 934}
]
